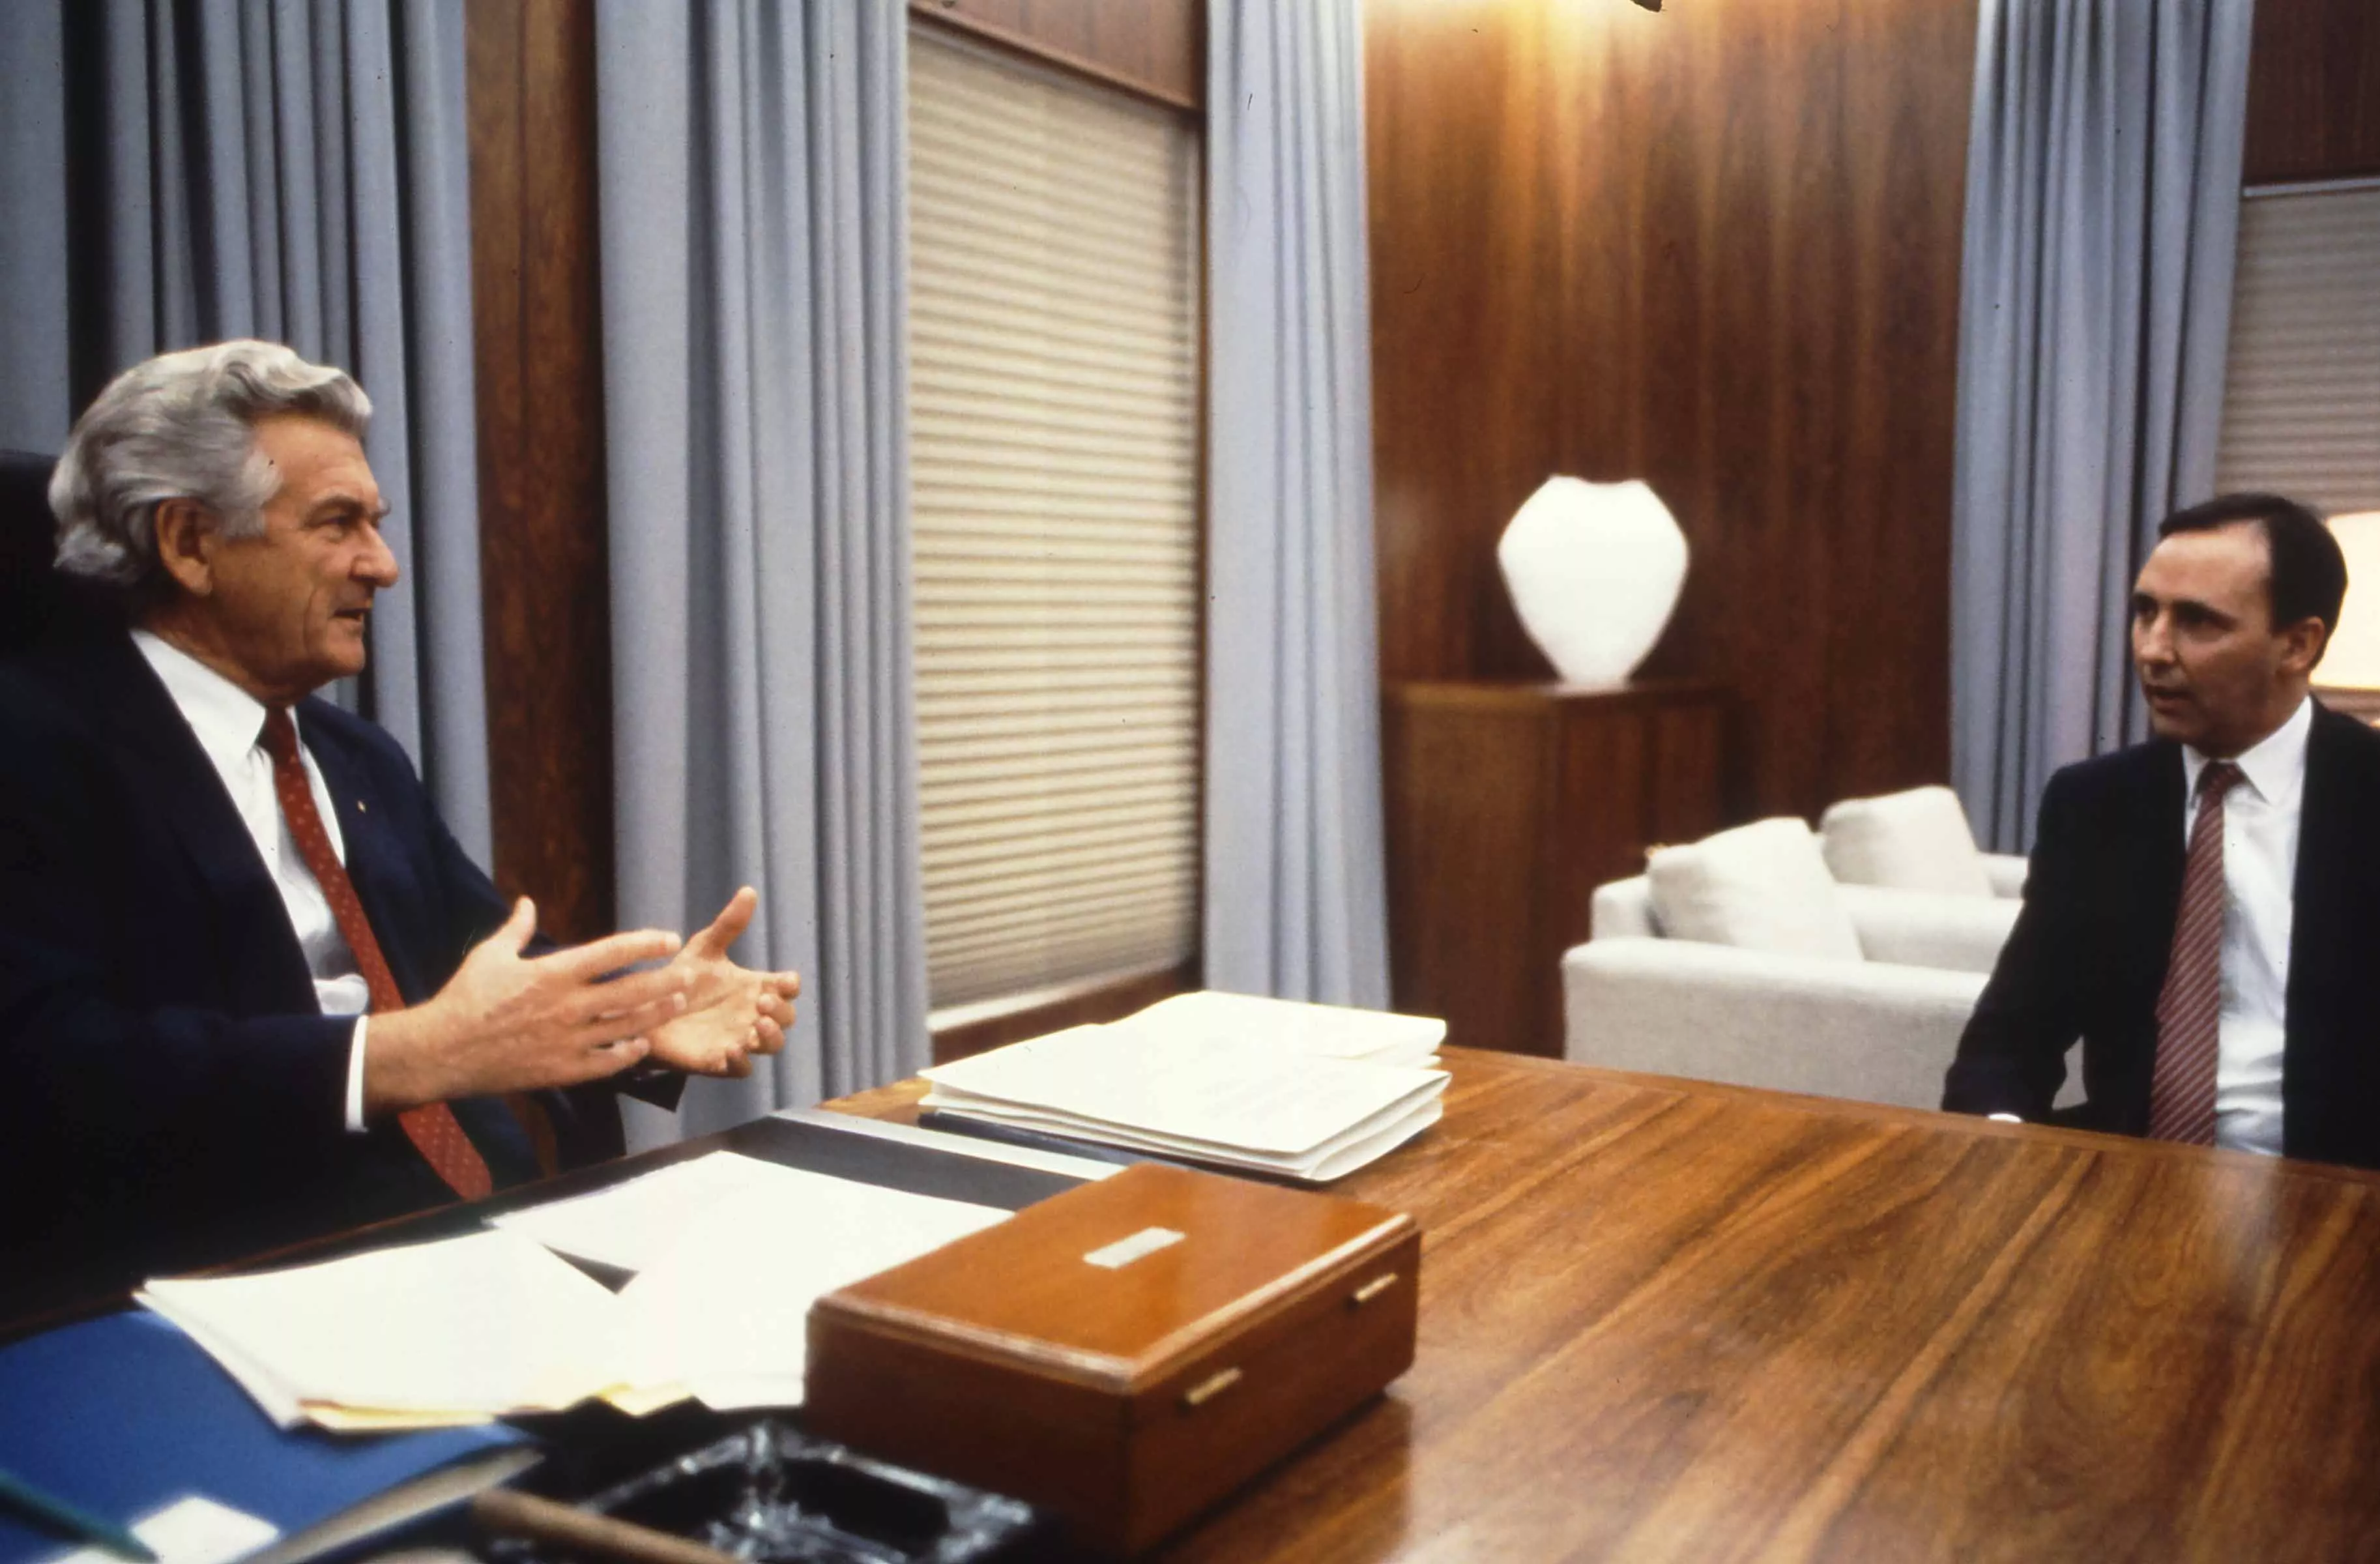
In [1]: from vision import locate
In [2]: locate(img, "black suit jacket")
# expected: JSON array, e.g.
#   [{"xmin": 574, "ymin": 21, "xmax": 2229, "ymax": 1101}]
[
  {"xmin": 0, "ymin": 628, "xmax": 661, "ymax": 1305},
  {"xmin": 1944, "ymin": 702, "xmax": 2380, "ymax": 1170}
]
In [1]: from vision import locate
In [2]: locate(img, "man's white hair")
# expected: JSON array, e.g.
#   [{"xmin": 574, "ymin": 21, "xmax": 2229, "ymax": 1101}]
[{"xmin": 50, "ymin": 340, "xmax": 372, "ymax": 591}]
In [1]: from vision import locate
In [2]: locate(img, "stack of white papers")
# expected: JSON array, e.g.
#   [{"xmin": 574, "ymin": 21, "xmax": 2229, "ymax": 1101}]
[
  {"xmin": 1124, "ymin": 989, "xmax": 1444, "ymax": 1067},
  {"xmin": 919, "ymin": 991, "xmax": 1450, "ymax": 1181},
  {"xmin": 142, "ymin": 1153, "xmax": 1009, "ymax": 1430}
]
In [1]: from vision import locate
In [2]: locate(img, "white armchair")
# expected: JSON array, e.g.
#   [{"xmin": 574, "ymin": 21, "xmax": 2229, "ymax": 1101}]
[
  {"xmin": 1567, "ymin": 875, "xmax": 2017, "ymax": 1109},
  {"xmin": 1561, "ymin": 814, "xmax": 2024, "ymax": 1111}
]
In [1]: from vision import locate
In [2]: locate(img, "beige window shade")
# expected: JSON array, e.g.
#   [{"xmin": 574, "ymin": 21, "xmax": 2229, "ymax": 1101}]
[
  {"xmin": 2216, "ymin": 182, "xmax": 2380, "ymax": 517},
  {"xmin": 907, "ymin": 29, "xmax": 1202, "ymax": 1013}
]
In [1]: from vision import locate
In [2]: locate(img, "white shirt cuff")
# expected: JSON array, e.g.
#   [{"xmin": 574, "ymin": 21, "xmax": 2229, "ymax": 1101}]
[
  {"xmin": 1988, "ymin": 1112, "xmax": 2023, "ymax": 1123},
  {"xmin": 345, "ymin": 1015, "xmax": 370, "ymax": 1134}
]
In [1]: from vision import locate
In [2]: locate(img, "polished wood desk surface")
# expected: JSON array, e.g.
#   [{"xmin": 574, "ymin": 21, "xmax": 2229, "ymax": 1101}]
[{"xmin": 830, "ymin": 1047, "xmax": 2380, "ymax": 1563}]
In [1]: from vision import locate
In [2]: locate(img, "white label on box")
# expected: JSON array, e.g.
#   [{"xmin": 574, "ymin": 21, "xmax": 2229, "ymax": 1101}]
[{"xmin": 1082, "ymin": 1226, "xmax": 1185, "ymax": 1269}]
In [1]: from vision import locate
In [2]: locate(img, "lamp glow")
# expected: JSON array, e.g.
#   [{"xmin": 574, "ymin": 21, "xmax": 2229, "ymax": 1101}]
[{"xmin": 2317, "ymin": 512, "xmax": 2380, "ymax": 693}]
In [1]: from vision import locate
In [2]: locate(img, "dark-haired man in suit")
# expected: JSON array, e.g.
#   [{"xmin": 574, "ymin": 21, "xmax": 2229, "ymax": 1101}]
[
  {"xmin": 1944, "ymin": 491, "xmax": 2380, "ymax": 1170},
  {"xmin": 0, "ymin": 341, "xmax": 802, "ymax": 1305}
]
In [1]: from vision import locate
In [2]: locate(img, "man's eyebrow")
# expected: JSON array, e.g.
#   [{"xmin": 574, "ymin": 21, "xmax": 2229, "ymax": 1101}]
[{"xmin": 306, "ymin": 492, "xmax": 390, "ymax": 521}]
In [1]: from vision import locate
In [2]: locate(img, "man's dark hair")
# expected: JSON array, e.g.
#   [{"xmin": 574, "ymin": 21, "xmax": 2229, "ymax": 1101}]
[{"xmin": 2158, "ymin": 491, "xmax": 2345, "ymax": 637}]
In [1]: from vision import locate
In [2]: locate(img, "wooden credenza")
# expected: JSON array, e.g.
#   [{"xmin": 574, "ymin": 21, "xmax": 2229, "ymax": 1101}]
[{"xmin": 1382, "ymin": 678, "xmax": 1733, "ymax": 1056}]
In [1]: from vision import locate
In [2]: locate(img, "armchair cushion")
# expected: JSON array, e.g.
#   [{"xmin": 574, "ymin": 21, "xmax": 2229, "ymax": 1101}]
[
  {"xmin": 1818, "ymin": 785, "xmax": 1993, "ymax": 898},
  {"xmin": 1838, "ymin": 885, "xmax": 2021, "ymax": 974},
  {"xmin": 1646, "ymin": 817, "xmax": 1862, "ymax": 962}
]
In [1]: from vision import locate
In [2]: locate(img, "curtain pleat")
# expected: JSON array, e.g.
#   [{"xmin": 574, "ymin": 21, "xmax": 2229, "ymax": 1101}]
[
  {"xmin": 594, "ymin": 0, "xmax": 925, "ymax": 1142},
  {"xmin": 1204, "ymin": 0, "xmax": 1390, "ymax": 1006},
  {"xmin": 1950, "ymin": 0, "xmax": 2254, "ymax": 849}
]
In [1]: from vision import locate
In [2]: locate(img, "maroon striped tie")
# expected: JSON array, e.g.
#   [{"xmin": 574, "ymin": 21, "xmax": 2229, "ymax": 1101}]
[
  {"xmin": 2147, "ymin": 760, "xmax": 2242, "ymax": 1146},
  {"xmin": 261, "ymin": 707, "xmax": 493, "ymax": 1199}
]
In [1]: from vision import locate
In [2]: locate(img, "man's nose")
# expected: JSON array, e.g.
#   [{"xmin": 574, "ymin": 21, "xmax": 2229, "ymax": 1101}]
[
  {"xmin": 2135, "ymin": 612, "xmax": 2173, "ymax": 663},
  {"xmin": 357, "ymin": 524, "xmax": 401, "ymax": 588}
]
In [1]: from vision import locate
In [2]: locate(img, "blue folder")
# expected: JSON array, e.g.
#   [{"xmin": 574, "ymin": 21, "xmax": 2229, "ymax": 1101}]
[{"xmin": 0, "ymin": 1311, "xmax": 525, "ymax": 1564}]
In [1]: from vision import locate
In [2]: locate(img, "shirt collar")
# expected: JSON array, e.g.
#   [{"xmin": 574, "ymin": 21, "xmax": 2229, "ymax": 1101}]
[
  {"xmin": 130, "ymin": 628, "xmax": 276, "ymax": 773},
  {"xmin": 2182, "ymin": 694, "xmax": 2312, "ymax": 807}
]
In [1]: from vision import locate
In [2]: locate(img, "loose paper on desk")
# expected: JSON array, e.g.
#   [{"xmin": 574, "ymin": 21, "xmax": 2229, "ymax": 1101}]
[
  {"xmin": 139, "ymin": 1230, "xmax": 625, "ymax": 1429},
  {"xmin": 920, "ymin": 1017, "xmax": 1449, "ymax": 1181},
  {"xmin": 615, "ymin": 1170, "xmax": 1008, "ymax": 1412},
  {"xmin": 489, "ymin": 1150, "xmax": 817, "ymax": 1272},
  {"xmin": 141, "ymin": 1158, "xmax": 1010, "ymax": 1428}
]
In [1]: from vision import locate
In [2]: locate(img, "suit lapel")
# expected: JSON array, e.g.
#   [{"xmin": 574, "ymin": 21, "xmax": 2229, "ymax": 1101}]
[
  {"xmin": 2283, "ymin": 704, "xmax": 2357, "ymax": 1146},
  {"xmin": 70, "ymin": 633, "xmax": 317, "ymax": 1013},
  {"xmin": 2127, "ymin": 743, "xmax": 2190, "ymax": 1013}
]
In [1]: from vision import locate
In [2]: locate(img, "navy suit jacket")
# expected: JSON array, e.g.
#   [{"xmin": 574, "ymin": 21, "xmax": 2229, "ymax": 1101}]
[
  {"xmin": 1944, "ymin": 702, "xmax": 2380, "ymax": 1170},
  {"xmin": 0, "ymin": 627, "xmax": 661, "ymax": 1307}
]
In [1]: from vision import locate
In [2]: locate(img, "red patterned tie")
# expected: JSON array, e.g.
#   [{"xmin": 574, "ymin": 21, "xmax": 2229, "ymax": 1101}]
[
  {"xmin": 2148, "ymin": 760, "xmax": 2243, "ymax": 1146},
  {"xmin": 260, "ymin": 708, "xmax": 493, "ymax": 1199}
]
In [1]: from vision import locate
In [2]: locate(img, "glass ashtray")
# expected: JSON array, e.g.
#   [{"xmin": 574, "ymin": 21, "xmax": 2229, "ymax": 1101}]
[{"xmin": 484, "ymin": 1419, "xmax": 1049, "ymax": 1564}]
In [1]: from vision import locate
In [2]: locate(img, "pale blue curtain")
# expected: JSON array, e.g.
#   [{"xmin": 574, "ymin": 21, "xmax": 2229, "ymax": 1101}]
[
  {"xmin": 1951, "ymin": 0, "xmax": 2255, "ymax": 849},
  {"xmin": 1204, "ymin": 0, "xmax": 1391, "ymax": 1006},
  {"xmin": 0, "ymin": 0, "xmax": 491, "ymax": 860},
  {"xmin": 594, "ymin": 0, "xmax": 925, "ymax": 1140}
]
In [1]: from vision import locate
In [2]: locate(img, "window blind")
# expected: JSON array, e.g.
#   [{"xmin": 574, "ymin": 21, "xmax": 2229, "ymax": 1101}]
[
  {"xmin": 2216, "ymin": 182, "xmax": 2380, "ymax": 517},
  {"xmin": 907, "ymin": 30, "xmax": 1202, "ymax": 1012}
]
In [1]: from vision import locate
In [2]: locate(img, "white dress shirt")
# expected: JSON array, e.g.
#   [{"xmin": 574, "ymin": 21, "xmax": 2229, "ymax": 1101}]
[
  {"xmin": 132, "ymin": 631, "xmax": 373, "ymax": 1131},
  {"xmin": 2178, "ymin": 695, "xmax": 2311, "ymax": 1157}
]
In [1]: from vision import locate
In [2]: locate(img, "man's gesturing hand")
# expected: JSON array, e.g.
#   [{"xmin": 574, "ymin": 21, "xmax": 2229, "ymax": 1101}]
[
  {"xmin": 643, "ymin": 886, "xmax": 804, "ymax": 1079},
  {"xmin": 365, "ymin": 897, "xmax": 690, "ymax": 1113}
]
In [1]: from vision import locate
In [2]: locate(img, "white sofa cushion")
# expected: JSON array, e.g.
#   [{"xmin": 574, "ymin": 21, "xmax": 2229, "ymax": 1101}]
[
  {"xmin": 1819, "ymin": 785, "xmax": 1993, "ymax": 898},
  {"xmin": 1646, "ymin": 817, "xmax": 1863, "ymax": 962},
  {"xmin": 1837, "ymin": 885, "xmax": 2022, "ymax": 974}
]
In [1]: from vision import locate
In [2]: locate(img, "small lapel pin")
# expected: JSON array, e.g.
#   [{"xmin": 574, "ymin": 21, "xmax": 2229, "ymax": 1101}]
[{"xmin": 356, "ymin": 800, "xmax": 368, "ymax": 814}]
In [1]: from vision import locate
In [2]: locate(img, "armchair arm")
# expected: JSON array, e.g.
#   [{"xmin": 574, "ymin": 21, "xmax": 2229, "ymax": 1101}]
[
  {"xmin": 1590, "ymin": 875, "xmax": 1659, "ymax": 939},
  {"xmin": 1982, "ymin": 853, "xmax": 2028, "ymax": 899},
  {"xmin": 1561, "ymin": 938, "xmax": 1986, "ymax": 1110}
]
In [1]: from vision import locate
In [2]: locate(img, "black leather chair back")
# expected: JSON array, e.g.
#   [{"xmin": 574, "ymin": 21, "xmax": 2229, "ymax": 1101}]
[
  {"xmin": 1, "ymin": 450, "xmax": 119, "ymax": 654},
  {"xmin": 1, "ymin": 450, "xmax": 61, "ymax": 654}
]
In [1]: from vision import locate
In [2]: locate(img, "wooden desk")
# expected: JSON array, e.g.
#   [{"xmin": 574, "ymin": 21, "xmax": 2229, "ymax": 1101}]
[{"xmin": 829, "ymin": 1049, "xmax": 2380, "ymax": 1561}]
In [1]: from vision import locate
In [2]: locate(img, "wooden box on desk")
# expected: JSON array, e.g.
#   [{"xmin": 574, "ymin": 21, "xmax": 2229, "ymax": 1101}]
[{"xmin": 804, "ymin": 1163, "xmax": 1419, "ymax": 1557}]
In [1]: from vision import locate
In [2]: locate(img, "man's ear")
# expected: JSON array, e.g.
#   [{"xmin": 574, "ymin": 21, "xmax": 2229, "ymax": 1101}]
[
  {"xmin": 2280, "ymin": 615, "xmax": 2329, "ymax": 679},
  {"xmin": 152, "ymin": 498, "xmax": 217, "ymax": 597}
]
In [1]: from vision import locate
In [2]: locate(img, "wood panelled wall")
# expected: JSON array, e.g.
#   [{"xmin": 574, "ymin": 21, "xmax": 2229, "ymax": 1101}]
[
  {"xmin": 467, "ymin": 0, "xmax": 615, "ymax": 944},
  {"xmin": 2244, "ymin": 0, "xmax": 2380, "ymax": 184},
  {"xmin": 1366, "ymin": 0, "xmax": 1977, "ymax": 821}
]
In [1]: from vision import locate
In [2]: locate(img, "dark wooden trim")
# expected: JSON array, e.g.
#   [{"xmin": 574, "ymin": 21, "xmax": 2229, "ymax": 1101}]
[
  {"xmin": 909, "ymin": 1, "xmax": 1201, "ymax": 115},
  {"xmin": 931, "ymin": 959, "xmax": 1201, "ymax": 1063},
  {"xmin": 2242, "ymin": 0, "xmax": 2380, "ymax": 186},
  {"xmin": 466, "ymin": 0, "xmax": 617, "ymax": 944}
]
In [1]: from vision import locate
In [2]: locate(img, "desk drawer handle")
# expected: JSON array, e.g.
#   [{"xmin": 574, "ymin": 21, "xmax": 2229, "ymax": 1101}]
[
  {"xmin": 1181, "ymin": 1367, "xmax": 1243, "ymax": 1410},
  {"xmin": 1350, "ymin": 1272, "xmax": 1401, "ymax": 1307}
]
